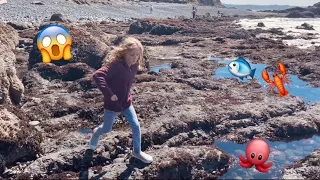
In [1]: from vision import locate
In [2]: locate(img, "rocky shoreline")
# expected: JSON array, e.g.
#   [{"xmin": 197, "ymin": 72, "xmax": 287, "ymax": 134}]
[
  {"xmin": 0, "ymin": 0, "xmax": 277, "ymax": 23},
  {"xmin": 0, "ymin": 4, "xmax": 319, "ymax": 179}
]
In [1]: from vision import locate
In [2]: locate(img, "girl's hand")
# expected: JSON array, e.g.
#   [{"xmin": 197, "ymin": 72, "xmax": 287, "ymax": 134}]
[{"xmin": 111, "ymin": 95, "xmax": 118, "ymax": 101}]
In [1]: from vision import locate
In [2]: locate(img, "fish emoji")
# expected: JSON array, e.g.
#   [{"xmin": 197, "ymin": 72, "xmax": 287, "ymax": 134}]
[{"xmin": 228, "ymin": 57, "xmax": 256, "ymax": 80}]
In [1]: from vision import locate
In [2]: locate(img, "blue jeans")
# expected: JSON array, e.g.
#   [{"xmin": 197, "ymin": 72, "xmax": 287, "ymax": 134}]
[{"xmin": 90, "ymin": 105, "xmax": 141, "ymax": 153}]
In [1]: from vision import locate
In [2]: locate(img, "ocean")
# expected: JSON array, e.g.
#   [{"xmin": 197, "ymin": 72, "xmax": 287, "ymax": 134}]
[{"xmin": 223, "ymin": 4, "xmax": 296, "ymax": 11}]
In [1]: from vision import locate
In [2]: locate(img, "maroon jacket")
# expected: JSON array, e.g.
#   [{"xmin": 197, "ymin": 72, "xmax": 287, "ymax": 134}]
[{"xmin": 93, "ymin": 60, "xmax": 138, "ymax": 112}]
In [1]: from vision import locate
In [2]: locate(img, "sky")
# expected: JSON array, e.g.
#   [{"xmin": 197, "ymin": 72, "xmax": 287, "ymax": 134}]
[{"xmin": 222, "ymin": 0, "xmax": 320, "ymax": 6}]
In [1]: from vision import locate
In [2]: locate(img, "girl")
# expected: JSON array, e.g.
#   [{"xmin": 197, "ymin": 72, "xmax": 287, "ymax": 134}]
[{"xmin": 90, "ymin": 37, "xmax": 153, "ymax": 164}]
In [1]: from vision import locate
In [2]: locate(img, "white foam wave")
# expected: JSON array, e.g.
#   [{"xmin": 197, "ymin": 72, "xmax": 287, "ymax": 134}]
[{"xmin": 237, "ymin": 18, "xmax": 320, "ymax": 49}]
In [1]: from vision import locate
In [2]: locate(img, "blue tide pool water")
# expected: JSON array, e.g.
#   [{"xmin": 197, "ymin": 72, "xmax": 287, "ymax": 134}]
[{"xmin": 210, "ymin": 58, "xmax": 320, "ymax": 103}]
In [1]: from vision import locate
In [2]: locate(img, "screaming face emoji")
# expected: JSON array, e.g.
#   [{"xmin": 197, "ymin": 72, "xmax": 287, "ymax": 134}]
[{"xmin": 37, "ymin": 25, "xmax": 72, "ymax": 64}]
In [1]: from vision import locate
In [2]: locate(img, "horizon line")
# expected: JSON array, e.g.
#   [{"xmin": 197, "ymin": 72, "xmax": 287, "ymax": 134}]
[{"xmin": 222, "ymin": 3, "xmax": 308, "ymax": 7}]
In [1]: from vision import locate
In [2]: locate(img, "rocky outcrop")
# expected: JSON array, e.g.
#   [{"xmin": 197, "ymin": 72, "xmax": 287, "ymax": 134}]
[
  {"xmin": 7, "ymin": 22, "xmax": 32, "ymax": 30},
  {"xmin": 23, "ymin": 144, "xmax": 232, "ymax": 179},
  {"xmin": 72, "ymin": 0, "xmax": 111, "ymax": 5},
  {"xmin": 0, "ymin": 105, "xmax": 42, "ymax": 174},
  {"xmin": 3, "ymin": 16, "xmax": 320, "ymax": 179},
  {"xmin": 137, "ymin": 0, "xmax": 224, "ymax": 7},
  {"xmin": 257, "ymin": 22, "xmax": 265, "ymax": 27},
  {"xmin": 228, "ymin": 28, "xmax": 254, "ymax": 39},
  {"xmin": 283, "ymin": 148, "xmax": 320, "ymax": 179},
  {"xmin": 28, "ymin": 20, "xmax": 110, "ymax": 69},
  {"xmin": 0, "ymin": 23, "xmax": 24, "ymax": 105},
  {"xmin": 296, "ymin": 23, "xmax": 315, "ymax": 30},
  {"xmin": 287, "ymin": 10, "xmax": 315, "ymax": 18},
  {"xmin": 49, "ymin": 14, "xmax": 70, "ymax": 23},
  {"xmin": 278, "ymin": 2, "xmax": 320, "ymax": 18},
  {"xmin": 29, "ymin": 17, "xmax": 151, "ymax": 71},
  {"xmin": 128, "ymin": 20, "xmax": 183, "ymax": 35},
  {"xmin": 198, "ymin": 0, "xmax": 224, "ymax": 7}
]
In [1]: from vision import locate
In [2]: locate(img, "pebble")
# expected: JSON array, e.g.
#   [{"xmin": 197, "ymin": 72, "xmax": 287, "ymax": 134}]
[
  {"xmin": 113, "ymin": 158, "xmax": 125, "ymax": 163},
  {"xmin": 29, "ymin": 121, "xmax": 40, "ymax": 126},
  {"xmin": 66, "ymin": 174, "xmax": 71, "ymax": 177}
]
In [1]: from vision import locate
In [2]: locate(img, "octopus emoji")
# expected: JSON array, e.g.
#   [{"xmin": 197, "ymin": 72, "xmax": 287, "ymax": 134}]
[
  {"xmin": 238, "ymin": 138, "xmax": 273, "ymax": 173},
  {"xmin": 37, "ymin": 25, "xmax": 72, "ymax": 64}
]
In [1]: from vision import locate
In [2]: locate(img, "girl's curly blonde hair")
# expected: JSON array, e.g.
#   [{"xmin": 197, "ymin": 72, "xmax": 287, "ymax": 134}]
[{"xmin": 105, "ymin": 37, "xmax": 144, "ymax": 71}]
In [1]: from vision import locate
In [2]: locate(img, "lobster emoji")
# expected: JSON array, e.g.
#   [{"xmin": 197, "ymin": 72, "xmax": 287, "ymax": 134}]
[{"xmin": 262, "ymin": 62, "xmax": 291, "ymax": 97}]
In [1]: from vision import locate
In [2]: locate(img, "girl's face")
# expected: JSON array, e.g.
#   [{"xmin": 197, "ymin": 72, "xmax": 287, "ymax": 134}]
[{"xmin": 124, "ymin": 47, "xmax": 141, "ymax": 66}]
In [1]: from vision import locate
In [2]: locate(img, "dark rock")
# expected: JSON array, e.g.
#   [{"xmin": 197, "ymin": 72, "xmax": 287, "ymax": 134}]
[
  {"xmin": 228, "ymin": 28, "xmax": 252, "ymax": 39},
  {"xmin": 214, "ymin": 37, "xmax": 225, "ymax": 43},
  {"xmin": 19, "ymin": 38, "xmax": 33, "ymax": 47},
  {"xmin": 28, "ymin": 22, "xmax": 110, "ymax": 69},
  {"xmin": 301, "ymin": 11, "xmax": 315, "ymax": 18},
  {"xmin": 287, "ymin": 10, "xmax": 303, "ymax": 18},
  {"xmin": 268, "ymin": 28, "xmax": 285, "ymax": 35},
  {"xmin": 7, "ymin": 22, "xmax": 31, "ymax": 30},
  {"xmin": 18, "ymin": 44, "xmax": 25, "ymax": 48},
  {"xmin": 257, "ymin": 22, "xmax": 265, "ymax": 27},
  {"xmin": 49, "ymin": 14, "xmax": 68, "ymax": 22},
  {"xmin": 128, "ymin": 21, "xmax": 154, "ymax": 34},
  {"xmin": 299, "ymin": 66, "xmax": 312, "ymax": 76},
  {"xmin": 0, "ymin": 91, "xmax": 3, "ymax": 104},
  {"xmin": 315, "ymin": 2, "xmax": 320, "ymax": 7},
  {"xmin": 296, "ymin": 23, "xmax": 315, "ymax": 30},
  {"xmin": 31, "ymin": 63, "xmax": 94, "ymax": 81},
  {"xmin": 160, "ymin": 39, "xmax": 182, "ymax": 45},
  {"xmin": 282, "ymin": 35, "xmax": 295, "ymax": 40},
  {"xmin": 31, "ymin": 1, "xmax": 44, "ymax": 5},
  {"xmin": 149, "ymin": 24, "xmax": 182, "ymax": 35},
  {"xmin": 128, "ymin": 20, "xmax": 182, "ymax": 35},
  {"xmin": 67, "ymin": 75, "xmax": 97, "ymax": 92},
  {"xmin": 287, "ymin": 10, "xmax": 315, "ymax": 18},
  {"xmin": 201, "ymin": 0, "xmax": 224, "ymax": 7},
  {"xmin": 190, "ymin": 38, "xmax": 203, "ymax": 43}
]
